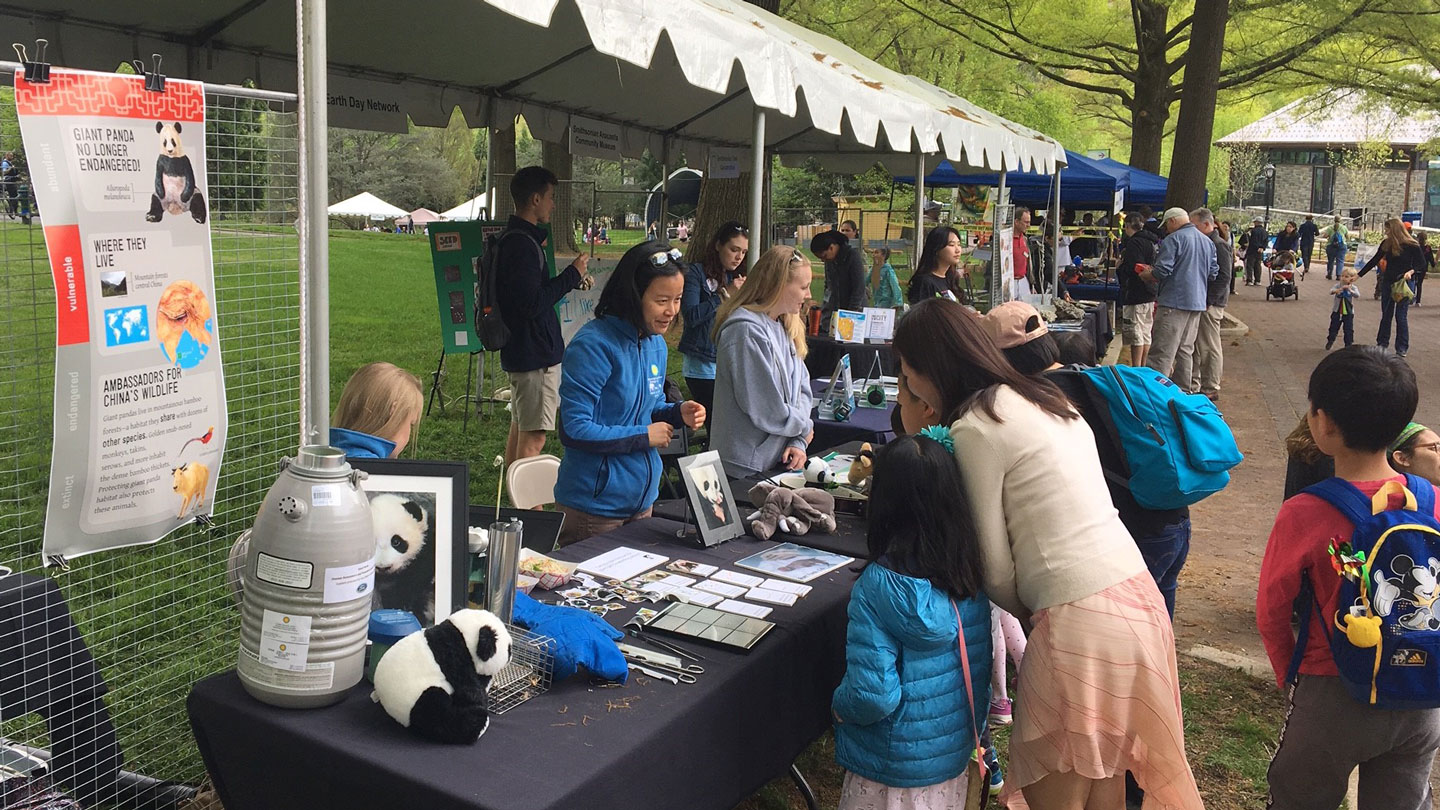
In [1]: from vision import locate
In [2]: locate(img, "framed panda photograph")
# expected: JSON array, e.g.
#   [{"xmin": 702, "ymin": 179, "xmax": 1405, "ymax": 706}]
[
  {"xmin": 677, "ymin": 451, "xmax": 744, "ymax": 548},
  {"xmin": 349, "ymin": 458, "xmax": 469, "ymax": 626}
]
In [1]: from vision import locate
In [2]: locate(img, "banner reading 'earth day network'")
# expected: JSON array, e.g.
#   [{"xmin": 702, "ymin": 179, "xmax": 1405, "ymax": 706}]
[{"xmin": 16, "ymin": 67, "xmax": 227, "ymax": 562}]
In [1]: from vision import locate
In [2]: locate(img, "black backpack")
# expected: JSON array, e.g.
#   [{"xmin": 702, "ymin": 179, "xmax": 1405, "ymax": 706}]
[{"xmin": 474, "ymin": 228, "xmax": 542, "ymax": 352}]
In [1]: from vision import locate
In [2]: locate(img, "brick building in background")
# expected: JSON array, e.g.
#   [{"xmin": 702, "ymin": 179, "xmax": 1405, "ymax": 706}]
[{"xmin": 1217, "ymin": 94, "xmax": 1440, "ymax": 229}]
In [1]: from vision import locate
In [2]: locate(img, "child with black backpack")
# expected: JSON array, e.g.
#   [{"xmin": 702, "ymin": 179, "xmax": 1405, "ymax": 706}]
[{"xmin": 1257, "ymin": 346, "xmax": 1440, "ymax": 810}]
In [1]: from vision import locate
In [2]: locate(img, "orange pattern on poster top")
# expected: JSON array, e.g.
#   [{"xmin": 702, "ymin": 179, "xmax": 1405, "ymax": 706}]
[
  {"xmin": 14, "ymin": 68, "xmax": 204, "ymax": 123},
  {"xmin": 44, "ymin": 225, "xmax": 91, "ymax": 347}
]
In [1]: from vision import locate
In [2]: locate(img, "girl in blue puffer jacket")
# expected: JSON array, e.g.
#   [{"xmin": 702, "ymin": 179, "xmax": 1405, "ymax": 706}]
[{"xmin": 832, "ymin": 428, "xmax": 992, "ymax": 808}]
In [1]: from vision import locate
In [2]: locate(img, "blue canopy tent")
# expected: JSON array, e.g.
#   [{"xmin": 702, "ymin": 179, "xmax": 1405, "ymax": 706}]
[
  {"xmin": 896, "ymin": 149, "xmax": 1126, "ymax": 210},
  {"xmin": 1095, "ymin": 157, "xmax": 1169, "ymax": 208}
]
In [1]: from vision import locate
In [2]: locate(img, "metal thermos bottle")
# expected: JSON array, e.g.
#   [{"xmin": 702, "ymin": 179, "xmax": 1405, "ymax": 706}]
[
  {"xmin": 485, "ymin": 519, "xmax": 523, "ymax": 624},
  {"xmin": 237, "ymin": 446, "xmax": 375, "ymax": 708}
]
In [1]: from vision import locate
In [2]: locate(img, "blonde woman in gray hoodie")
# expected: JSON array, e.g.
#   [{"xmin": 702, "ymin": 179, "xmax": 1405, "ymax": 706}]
[{"xmin": 710, "ymin": 246, "xmax": 816, "ymax": 476}]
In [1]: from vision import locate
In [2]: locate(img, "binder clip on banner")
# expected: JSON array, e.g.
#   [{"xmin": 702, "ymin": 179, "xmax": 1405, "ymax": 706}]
[
  {"xmin": 818, "ymin": 355, "xmax": 855, "ymax": 423},
  {"xmin": 12, "ymin": 39, "xmax": 50, "ymax": 84}
]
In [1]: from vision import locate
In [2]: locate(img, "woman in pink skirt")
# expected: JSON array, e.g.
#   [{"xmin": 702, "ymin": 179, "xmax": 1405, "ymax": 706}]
[{"xmin": 893, "ymin": 299, "xmax": 1202, "ymax": 810}]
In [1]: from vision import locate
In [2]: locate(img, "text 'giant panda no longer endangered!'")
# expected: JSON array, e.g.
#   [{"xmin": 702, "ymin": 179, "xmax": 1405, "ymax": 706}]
[
  {"xmin": 147, "ymin": 122, "xmax": 207, "ymax": 224},
  {"xmin": 372, "ymin": 609, "xmax": 512, "ymax": 744}
]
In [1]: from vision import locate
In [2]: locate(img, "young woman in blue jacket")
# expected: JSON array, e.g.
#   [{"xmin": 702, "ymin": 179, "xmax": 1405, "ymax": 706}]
[
  {"xmin": 328, "ymin": 362, "xmax": 423, "ymax": 458},
  {"xmin": 554, "ymin": 241, "xmax": 706, "ymax": 546},
  {"xmin": 832, "ymin": 430, "xmax": 993, "ymax": 807},
  {"xmin": 679, "ymin": 221, "xmax": 749, "ymax": 416}
]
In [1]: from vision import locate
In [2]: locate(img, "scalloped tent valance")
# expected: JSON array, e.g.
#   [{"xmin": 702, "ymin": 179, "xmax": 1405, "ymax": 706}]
[{"xmin": 1, "ymin": 0, "xmax": 1063, "ymax": 174}]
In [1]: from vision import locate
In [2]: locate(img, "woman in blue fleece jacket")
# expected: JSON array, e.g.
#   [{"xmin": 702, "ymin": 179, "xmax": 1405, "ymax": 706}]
[
  {"xmin": 554, "ymin": 241, "xmax": 706, "ymax": 547},
  {"xmin": 833, "ymin": 430, "xmax": 992, "ymax": 807}
]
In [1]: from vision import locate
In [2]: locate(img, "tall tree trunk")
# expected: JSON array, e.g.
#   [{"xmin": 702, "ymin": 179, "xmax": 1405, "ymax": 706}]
[
  {"xmin": 542, "ymin": 139, "xmax": 580, "ymax": 254},
  {"xmin": 1128, "ymin": 0, "xmax": 1171, "ymax": 174},
  {"xmin": 489, "ymin": 120, "xmax": 516, "ymax": 220},
  {"xmin": 1166, "ymin": 0, "xmax": 1228, "ymax": 209},
  {"xmin": 686, "ymin": 173, "xmax": 752, "ymax": 262}
]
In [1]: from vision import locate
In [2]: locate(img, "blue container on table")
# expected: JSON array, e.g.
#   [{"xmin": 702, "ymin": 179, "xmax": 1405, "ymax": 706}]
[{"xmin": 365, "ymin": 609, "xmax": 422, "ymax": 682}]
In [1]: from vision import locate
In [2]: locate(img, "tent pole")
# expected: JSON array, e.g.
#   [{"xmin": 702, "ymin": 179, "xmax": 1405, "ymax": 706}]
[
  {"xmin": 297, "ymin": 0, "xmax": 329, "ymax": 446},
  {"xmin": 1052, "ymin": 165, "xmax": 1062, "ymax": 302},
  {"xmin": 913, "ymin": 152, "xmax": 925, "ymax": 273},
  {"xmin": 997, "ymin": 170, "xmax": 1007, "ymax": 304},
  {"xmin": 483, "ymin": 125, "xmax": 494, "ymax": 219},
  {"xmin": 659, "ymin": 137, "xmax": 671, "ymax": 241},
  {"xmin": 748, "ymin": 109, "xmax": 766, "ymax": 271}
]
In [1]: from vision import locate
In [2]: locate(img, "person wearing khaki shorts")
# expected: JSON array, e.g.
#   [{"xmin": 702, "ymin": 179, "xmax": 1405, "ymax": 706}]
[
  {"xmin": 1121, "ymin": 303, "xmax": 1154, "ymax": 351},
  {"xmin": 509, "ymin": 366, "xmax": 560, "ymax": 432},
  {"xmin": 495, "ymin": 167, "xmax": 591, "ymax": 466},
  {"xmin": 1116, "ymin": 215, "xmax": 1161, "ymax": 366}
]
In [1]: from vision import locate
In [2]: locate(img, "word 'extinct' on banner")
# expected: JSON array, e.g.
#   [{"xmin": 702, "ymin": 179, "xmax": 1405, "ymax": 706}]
[{"xmin": 16, "ymin": 67, "xmax": 228, "ymax": 562}]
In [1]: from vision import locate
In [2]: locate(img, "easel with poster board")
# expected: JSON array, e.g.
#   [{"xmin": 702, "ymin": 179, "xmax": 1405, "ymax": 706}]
[
  {"xmin": 425, "ymin": 220, "xmax": 556, "ymax": 432},
  {"xmin": 987, "ymin": 187, "xmax": 1015, "ymax": 309}
]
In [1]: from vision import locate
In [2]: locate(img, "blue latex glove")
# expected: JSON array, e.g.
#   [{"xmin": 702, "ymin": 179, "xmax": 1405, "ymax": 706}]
[{"xmin": 510, "ymin": 591, "xmax": 628, "ymax": 683}]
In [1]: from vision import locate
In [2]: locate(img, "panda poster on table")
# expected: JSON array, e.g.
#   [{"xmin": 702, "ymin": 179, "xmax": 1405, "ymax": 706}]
[{"xmin": 15, "ymin": 68, "xmax": 227, "ymax": 561}]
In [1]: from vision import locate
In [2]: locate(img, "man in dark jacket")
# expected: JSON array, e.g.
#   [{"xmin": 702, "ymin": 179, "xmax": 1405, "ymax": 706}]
[
  {"xmin": 1115, "ymin": 215, "xmax": 1161, "ymax": 366},
  {"xmin": 496, "ymin": 166, "xmax": 592, "ymax": 465},
  {"xmin": 1243, "ymin": 218, "xmax": 1269, "ymax": 286},
  {"xmin": 1298, "ymin": 215, "xmax": 1319, "ymax": 277},
  {"xmin": 810, "ymin": 229, "xmax": 867, "ymax": 332},
  {"xmin": 1189, "ymin": 209, "xmax": 1230, "ymax": 400}
]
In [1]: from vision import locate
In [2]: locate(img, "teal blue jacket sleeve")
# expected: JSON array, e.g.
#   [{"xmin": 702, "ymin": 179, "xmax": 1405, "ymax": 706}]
[
  {"xmin": 832, "ymin": 573, "xmax": 901, "ymax": 726},
  {"xmin": 557, "ymin": 333, "xmax": 649, "ymax": 455}
]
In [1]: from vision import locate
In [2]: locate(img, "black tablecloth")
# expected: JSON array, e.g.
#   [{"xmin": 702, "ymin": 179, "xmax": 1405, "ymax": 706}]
[
  {"xmin": 188, "ymin": 518, "xmax": 860, "ymax": 810},
  {"xmin": 808, "ymin": 379, "xmax": 895, "ymax": 451},
  {"xmin": 804, "ymin": 335, "xmax": 896, "ymax": 380}
]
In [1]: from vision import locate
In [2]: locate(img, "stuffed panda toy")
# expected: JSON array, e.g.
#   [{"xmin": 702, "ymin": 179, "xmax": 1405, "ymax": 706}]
[
  {"xmin": 372, "ymin": 609, "xmax": 512, "ymax": 744},
  {"xmin": 370, "ymin": 493, "xmax": 437, "ymax": 624},
  {"xmin": 147, "ymin": 121, "xmax": 207, "ymax": 224},
  {"xmin": 803, "ymin": 456, "xmax": 834, "ymax": 486}
]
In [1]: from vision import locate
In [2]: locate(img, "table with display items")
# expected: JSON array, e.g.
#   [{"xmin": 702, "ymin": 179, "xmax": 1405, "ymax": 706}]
[
  {"xmin": 187, "ymin": 517, "xmax": 861, "ymax": 810},
  {"xmin": 804, "ymin": 334, "xmax": 897, "ymax": 380},
  {"xmin": 807, "ymin": 379, "xmax": 896, "ymax": 451}
]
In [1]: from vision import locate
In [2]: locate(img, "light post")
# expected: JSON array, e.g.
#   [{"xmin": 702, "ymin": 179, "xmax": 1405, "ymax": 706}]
[{"xmin": 1262, "ymin": 163, "xmax": 1276, "ymax": 230}]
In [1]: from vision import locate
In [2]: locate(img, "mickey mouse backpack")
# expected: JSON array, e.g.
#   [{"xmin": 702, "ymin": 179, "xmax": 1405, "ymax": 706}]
[{"xmin": 1291, "ymin": 475, "xmax": 1440, "ymax": 708}]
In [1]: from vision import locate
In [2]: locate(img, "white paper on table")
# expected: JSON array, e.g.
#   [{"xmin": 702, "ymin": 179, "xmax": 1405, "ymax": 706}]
[
  {"xmin": 711, "ymin": 570, "xmax": 764, "ymax": 588},
  {"xmin": 760, "ymin": 579, "xmax": 813, "ymax": 597},
  {"xmin": 694, "ymin": 579, "xmax": 748, "ymax": 598},
  {"xmin": 575, "ymin": 547, "xmax": 669, "ymax": 581},
  {"xmin": 716, "ymin": 599, "xmax": 773, "ymax": 619},
  {"xmin": 747, "ymin": 588, "xmax": 800, "ymax": 607},
  {"xmin": 863, "ymin": 307, "xmax": 895, "ymax": 341},
  {"xmin": 670, "ymin": 587, "xmax": 723, "ymax": 607}
]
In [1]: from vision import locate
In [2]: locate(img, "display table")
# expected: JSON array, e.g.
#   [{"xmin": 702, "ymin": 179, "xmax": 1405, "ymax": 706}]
[
  {"xmin": 804, "ymin": 335, "xmax": 896, "ymax": 380},
  {"xmin": 808, "ymin": 379, "xmax": 895, "ymax": 451},
  {"xmin": 1065, "ymin": 284, "xmax": 1118, "ymax": 349},
  {"xmin": 188, "ymin": 518, "xmax": 859, "ymax": 810}
]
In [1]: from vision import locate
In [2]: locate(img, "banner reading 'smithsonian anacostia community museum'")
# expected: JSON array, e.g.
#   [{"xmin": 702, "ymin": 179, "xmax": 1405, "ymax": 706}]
[{"xmin": 16, "ymin": 67, "xmax": 227, "ymax": 562}]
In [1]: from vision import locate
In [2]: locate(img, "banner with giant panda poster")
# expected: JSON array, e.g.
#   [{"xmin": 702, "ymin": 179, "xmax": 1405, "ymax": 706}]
[{"xmin": 16, "ymin": 67, "xmax": 227, "ymax": 562}]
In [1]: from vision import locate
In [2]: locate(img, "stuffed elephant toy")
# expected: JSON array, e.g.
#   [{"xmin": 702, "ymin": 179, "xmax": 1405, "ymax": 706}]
[{"xmin": 745, "ymin": 482, "xmax": 838, "ymax": 541}]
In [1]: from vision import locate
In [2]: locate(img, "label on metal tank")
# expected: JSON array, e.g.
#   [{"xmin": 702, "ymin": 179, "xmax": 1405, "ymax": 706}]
[
  {"xmin": 259, "ymin": 609, "xmax": 312, "ymax": 671},
  {"xmin": 324, "ymin": 559, "xmax": 376, "ymax": 604},
  {"xmin": 255, "ymin": 552, "xmax": 314, "ymax": 589},
  {"xmin": 310, "ymin": 484, "xmax": 344, "ymax": 507},
  {"xmin": 238, "ymin": 647, "xmax": 335, "ymax": 690}
]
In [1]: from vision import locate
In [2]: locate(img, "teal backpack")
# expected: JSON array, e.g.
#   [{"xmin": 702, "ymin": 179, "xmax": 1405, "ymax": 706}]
[{"xmin": 1079, "ymin": 365, "xmax": 1243, "ymax": 510}]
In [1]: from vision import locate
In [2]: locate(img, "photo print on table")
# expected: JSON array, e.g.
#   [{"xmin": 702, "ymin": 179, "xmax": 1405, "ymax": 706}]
[
  {"xmin": 350, "ymin": 458, "xmax": 469, "ymax": 626},
  {"xmin": 678, "ymin": 451, "xmax": 745, "ymax": 547}
]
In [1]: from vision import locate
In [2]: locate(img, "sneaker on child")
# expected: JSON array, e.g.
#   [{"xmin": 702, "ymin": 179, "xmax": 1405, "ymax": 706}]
[{"xmin": 988, "ymin": 697, "xmax": 1013, "ymax": 727}]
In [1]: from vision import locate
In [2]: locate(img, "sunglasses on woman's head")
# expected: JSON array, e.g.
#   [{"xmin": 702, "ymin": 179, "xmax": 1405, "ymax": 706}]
[
  {"xmin": 726, "ymin": 224, "xmax": 749, "ymax": 235},
  {"xmin": 790, "ymin": 250, "xmax": 807, "ymax": 264},
  {"xmin": 648, "ymin": 247, "xmax": 684, "ymax": 267}
]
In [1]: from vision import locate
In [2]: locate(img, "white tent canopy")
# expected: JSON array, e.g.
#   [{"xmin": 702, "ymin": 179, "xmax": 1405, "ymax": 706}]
[
  {"xmin": 0, "ymin": 1, "xmax": 1062, "ymax": 174},
  {"xmin": 440, "ymin": 193, "xmax": 490, "ymax": 221},
  {"xmin": 327, "ymin": 192, "xmax": 408, "ymax": 220}
]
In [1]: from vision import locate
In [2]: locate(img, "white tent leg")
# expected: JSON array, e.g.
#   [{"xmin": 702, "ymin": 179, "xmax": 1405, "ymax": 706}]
[
  {"xmin": 659, "ymin": 137, "xmax": 671, "ymax": 242},
  {"xmin": 913, "ymin": 152, "xmax": 925, "ymax": 273},
  {"xmin": 748, "ymin": 109, "xmax": 765, "ymax": 271},
  {"xmin": 997, "ymin": 170, "xmax": 1007, "ymax": 303},
  {"xmin": 1052, "ymin": 167, "xmax": 1062, "ymax": 303},
  {"xmin": 297, "ymin": 0, "xmax": 329, "ymax": 446}
]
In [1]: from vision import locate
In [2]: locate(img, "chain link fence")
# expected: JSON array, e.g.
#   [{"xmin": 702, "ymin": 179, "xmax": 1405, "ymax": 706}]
[{"xmin": 0, "ymin": 77, "xmax": 300, "ymax": 802}]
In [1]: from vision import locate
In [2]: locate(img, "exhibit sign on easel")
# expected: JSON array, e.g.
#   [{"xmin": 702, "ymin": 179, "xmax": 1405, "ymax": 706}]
[{"xmin": 16, "ymin": 67, "xmax": 227, "ymax": 562}]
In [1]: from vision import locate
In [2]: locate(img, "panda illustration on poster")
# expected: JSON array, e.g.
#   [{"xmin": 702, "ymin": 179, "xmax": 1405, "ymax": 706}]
[{"xmin": 146, "ymin": 121, "xmax": 207, "ymax": 224}]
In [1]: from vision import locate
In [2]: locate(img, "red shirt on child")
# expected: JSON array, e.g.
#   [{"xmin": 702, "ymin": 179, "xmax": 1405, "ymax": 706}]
[{"xmin": 1256, "ymin": 476, "xmax": 1438, "ymax": 689}]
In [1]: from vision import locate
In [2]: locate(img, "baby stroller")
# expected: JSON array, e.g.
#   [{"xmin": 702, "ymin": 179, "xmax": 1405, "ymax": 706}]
[{"xmin": 1265, "ymin": 253, "xmax": 1299, "ymax": 301}]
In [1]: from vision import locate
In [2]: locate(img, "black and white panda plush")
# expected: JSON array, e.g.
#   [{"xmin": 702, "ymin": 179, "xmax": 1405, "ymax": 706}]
[
  {"xmin": 370, "ymin": 492, "xmax": 437, "ymax": 624},
  {"xmin": 372, "ymin": 609, "xmax": 512, "ymax": 744},
  {"xmin": 147, "ymin": 122, "xmax": 207, "ymax": 224}
]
